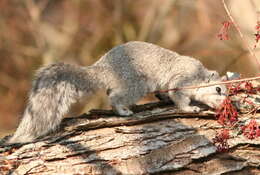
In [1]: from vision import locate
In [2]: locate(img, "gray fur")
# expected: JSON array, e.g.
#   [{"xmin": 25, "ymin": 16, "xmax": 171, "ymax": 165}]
[{"xmin": 8, "ymin": 41, "xmax": 227, "ymax": 143}]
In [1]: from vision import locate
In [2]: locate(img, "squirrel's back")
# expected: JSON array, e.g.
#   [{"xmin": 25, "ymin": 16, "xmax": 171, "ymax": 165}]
[{"xmin": 95, "ymin": 41, "xmax": 211, "ymax": 89}]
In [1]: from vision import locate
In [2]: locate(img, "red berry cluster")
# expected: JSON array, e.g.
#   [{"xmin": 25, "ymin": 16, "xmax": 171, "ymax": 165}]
[
  {"xmin": 217, "ymin": 21, "xmax": 232, "ymax": 40},
  {"xmin": 213, "ymin": 81, "xmax": 260, "ymax": 152},
  {"xmin": 215, "ymin": 97, "xmax": 238, "ymax": 126},
  {"xmin": 256, "ymin": 21, "xmax": 260, "ymax": 32},
  {"xmin": 212, "ymin": 129, "xmax": 230, "ymax": 152},
  {"xmin": 218, "ymin": 20, "xmax": 260, "ymax": 49},
  {"xmin": 228, "ymin": 81, "xmax": 259, "ymax": 95},
  {"xmin": 244, "ymin": 81, "xmax": 258, "ymax": 93},
  {"xmin": 254, "ymin": 21, "xmax": 260, "ymax": 47},
  {"xmin": 242, "ymin": 120, "xmax": 260, "ymax": 139}
]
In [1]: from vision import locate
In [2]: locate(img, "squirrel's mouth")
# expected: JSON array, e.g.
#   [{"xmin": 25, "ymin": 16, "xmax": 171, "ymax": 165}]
[
  {"xmin": 206, "ymin": 96, "xmax": 227, "ymax": 109},
  {"xmin": 195, "ymin": 92, "xmax": 227, "ymax": 110}
]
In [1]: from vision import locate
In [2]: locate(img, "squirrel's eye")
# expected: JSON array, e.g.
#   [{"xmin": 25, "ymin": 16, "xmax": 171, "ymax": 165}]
[{"xmin": 216, "ymin": 87, "xmax": 221, "ymax": 95}]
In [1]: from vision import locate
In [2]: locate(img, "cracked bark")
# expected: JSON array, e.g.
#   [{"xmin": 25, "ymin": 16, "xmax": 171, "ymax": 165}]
[{"xmin": 0, "ymin": 101, "xmax": 259, "ymax": 175}]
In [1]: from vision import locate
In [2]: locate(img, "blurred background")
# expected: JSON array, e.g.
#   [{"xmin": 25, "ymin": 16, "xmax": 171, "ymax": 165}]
[{"xmin": 0, "ymin": 0, "xmax": 260, "ymax": 137}]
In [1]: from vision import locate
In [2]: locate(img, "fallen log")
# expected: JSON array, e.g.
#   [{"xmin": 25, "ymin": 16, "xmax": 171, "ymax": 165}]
[{"xmin": 0, "ymin": 100, "xmax": 259, "ymax": 175}]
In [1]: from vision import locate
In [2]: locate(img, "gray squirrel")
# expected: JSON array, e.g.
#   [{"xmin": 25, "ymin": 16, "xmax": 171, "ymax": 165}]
[{"xmin": 8, "ymin": 41, "xmax": 228, "ymax": 143}]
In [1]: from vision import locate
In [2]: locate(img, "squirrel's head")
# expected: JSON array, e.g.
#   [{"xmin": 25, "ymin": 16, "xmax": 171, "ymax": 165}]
[{"xmin": 194, "ymin": 71, "xmax": 231, "ymax": 109}]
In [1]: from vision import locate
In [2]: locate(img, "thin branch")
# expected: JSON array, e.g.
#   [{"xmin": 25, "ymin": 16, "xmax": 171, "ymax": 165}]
[
  {"xmin": 222, "ymin": 0, "xmax": 260, "ymax": 69},
  {"xmin": 156, "ymin": 75, "xmax": 260, "ymax": 93}
]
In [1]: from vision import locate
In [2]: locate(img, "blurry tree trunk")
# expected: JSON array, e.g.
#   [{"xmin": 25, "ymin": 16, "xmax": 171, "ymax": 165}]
[
  {"xmin": 0, "ymin": 102, "xmax": 260, "ymax": 175},
  {"xmin": 228, "ymin": 0, "xmax": 260, "ymax": 74}
]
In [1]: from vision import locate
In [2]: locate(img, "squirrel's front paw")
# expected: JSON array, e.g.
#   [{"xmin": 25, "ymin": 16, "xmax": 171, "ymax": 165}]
[
  {"xmin": 181, "ymin": 106, "xmax": 201, "ymax": 113},
  {"xmin": 114, "ymin": 105, "xmax": 134, "ymax": 116},
  {"xmin": 117, "ymin": 108, "xmax": 134, "ymax": 116}
]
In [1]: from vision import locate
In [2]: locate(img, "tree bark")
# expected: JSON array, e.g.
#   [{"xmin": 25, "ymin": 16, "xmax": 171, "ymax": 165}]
[{"xmin": 0, "ymin": 101, "xmax": 259, "ymax": 175}]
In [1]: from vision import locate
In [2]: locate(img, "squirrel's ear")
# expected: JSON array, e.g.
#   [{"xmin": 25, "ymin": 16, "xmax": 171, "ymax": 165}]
[
  {"xmin": 221, "ymin": 75, "xmax": 228, "ymax": 81},
  {"xmin": 208, "ymin": 71, "xmax": 220, "ymax": 82}
]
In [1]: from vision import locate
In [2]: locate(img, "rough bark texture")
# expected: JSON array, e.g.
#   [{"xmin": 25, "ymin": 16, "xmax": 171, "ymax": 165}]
[{"xmin": 0, "ymin": 100, "xmax": 260, "ymax": 175}]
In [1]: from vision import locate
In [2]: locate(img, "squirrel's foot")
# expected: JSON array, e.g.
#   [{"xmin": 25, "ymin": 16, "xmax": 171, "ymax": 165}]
[
  {"xmin": 7, "ymin": 134, "xmax": 35, "ymax": 144},
  {"xmin": 114, "ymin": 104, "xmax": 134, "ymax": 116},
  {"xmin": 180, "ymin": 106, "xmax": 201, "ymax": 113}
]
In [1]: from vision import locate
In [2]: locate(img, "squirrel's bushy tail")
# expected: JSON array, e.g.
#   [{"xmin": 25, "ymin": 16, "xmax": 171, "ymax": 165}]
[{"xmin": 8, "ymin": 63, "xmax": 91, "ymax": 143}]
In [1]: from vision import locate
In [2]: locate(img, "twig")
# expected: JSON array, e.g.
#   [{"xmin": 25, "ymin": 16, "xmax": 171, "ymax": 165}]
[
  {"xmin": 222, "ymin": 0, "xmax": 260, "ymax": 69},
  {"xmin": 156, "ymin": 75, "xmax": 260, "ymax": 93}
]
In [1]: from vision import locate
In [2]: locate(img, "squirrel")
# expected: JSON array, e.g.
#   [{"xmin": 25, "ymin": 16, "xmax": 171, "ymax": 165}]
[{"xmin": 8, "ymin": 41, "xmax": 227, "ymax": 143}]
